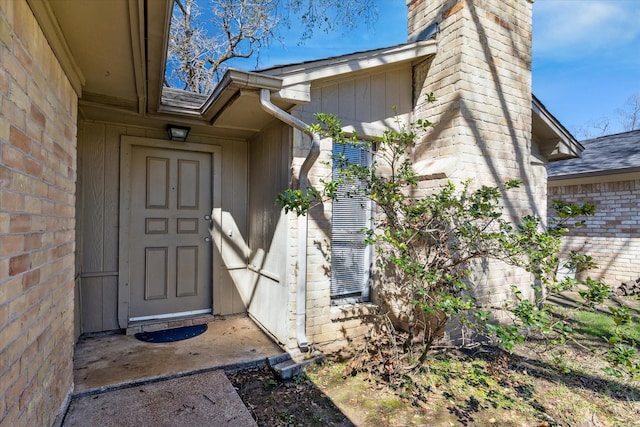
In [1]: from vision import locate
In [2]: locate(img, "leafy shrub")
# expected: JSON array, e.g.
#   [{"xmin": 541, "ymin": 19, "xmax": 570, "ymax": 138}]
[{"xmin": 277, "ymin": 104, "xmax": 637, "ymax": 380}]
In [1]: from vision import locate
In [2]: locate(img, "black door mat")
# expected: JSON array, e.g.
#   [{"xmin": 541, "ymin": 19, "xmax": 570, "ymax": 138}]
[{"xmin": 135, "ymin": 324, "xmax": 208, "ymax": 343}]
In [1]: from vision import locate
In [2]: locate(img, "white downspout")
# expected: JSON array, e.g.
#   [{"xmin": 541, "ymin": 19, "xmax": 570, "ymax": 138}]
[{"xmin": 259, "ymin": 89, "xmax": 320, "ymax": 352}]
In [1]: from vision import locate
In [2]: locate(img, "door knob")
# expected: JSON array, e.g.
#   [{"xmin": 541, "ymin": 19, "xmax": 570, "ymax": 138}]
[
  {"xmin": 204, "ymin": 236, "xmax": 212, "ymax": 243},
  {"xmin": 204, "ymin": 214, "xmax": 212, "ymax": 221}
]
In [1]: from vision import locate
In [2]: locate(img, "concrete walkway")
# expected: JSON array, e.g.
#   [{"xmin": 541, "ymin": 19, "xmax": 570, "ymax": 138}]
[
  {"xmin": 63, "ymin": 315, "xmax": 286, "ymax": 426},
  {"xmin": 63, "ymin": 370, "xmax": 258, "ymax": 427}
]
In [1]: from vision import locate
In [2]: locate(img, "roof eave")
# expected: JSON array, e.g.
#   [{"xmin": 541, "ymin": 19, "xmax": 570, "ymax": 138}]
[
  {"xmin": 262, "ymin": 39, "xmax": 438, "ymax": 87},
  {"xmin": 157, "ymin": 69, "xmax": 284, "ymax": 122},
  {"xmin": 549, "ymin": 166, "xmax": 640, "ymax": 181},
  {"xmin": 532, "ymin": 95, "xmax": 584, "ymax": 162}
]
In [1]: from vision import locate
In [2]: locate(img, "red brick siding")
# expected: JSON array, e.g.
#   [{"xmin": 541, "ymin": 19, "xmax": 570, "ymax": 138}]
[{"xmin": 0, "ymin": 1, "xmax": 78, "ymax": 425}]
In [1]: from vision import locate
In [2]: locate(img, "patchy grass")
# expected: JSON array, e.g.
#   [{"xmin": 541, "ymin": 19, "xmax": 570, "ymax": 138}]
[
  {"xmin": 571, "ymin": 307, "xmax": 640, "ymax": 345},
  {"xmin": 231, "ymin": 296, "xmax": 640, "ymax": 426},
  {"xmin": 303, "ymin": 342, "xmax": 640, "ymax": 427}
]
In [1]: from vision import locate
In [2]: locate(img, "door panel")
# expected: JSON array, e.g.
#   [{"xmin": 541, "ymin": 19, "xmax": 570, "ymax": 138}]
[
  {"xmin": 129, "ymin": 146, "xmax": 213, "ymax": 319},
  {"xmin": 145, "ymin": 247, "xmax": 168, "ymax": 300},
  {"xmin": 176, "ymin": 246, "xmax": 198, "ymax": 297}
]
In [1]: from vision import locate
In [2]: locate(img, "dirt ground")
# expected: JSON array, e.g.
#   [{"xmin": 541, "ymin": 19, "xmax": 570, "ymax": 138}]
[
  {"xmin": 229, "ymin": 333, "xmax": 640, "ymax": 426},
  {"xmin": 228, "ymin": 364, "xmax": 355, "ymax": 426},
  {"xmin": 228, "ymin": 293, "xmax": 640, "ymax": 427},
  {"xmin": 229, "ymin": 347, "xmax": 640, "ymax": 427}
]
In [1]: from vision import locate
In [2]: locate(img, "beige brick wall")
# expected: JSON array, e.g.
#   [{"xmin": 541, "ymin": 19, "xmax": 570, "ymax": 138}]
[
  {"xmin": 0, "ymin": 0, "xmax": 78, "ymax": 425},
  {"xmin": 280, "ymin": 125, "xmax": 374, "ymax": 352},
  {"xmin": 298, "ymin": 135, "xmax": 374, "ymax": 352},
  {"xmin": 409, "ymin": 0, "xmax": 535, "ymax": 202},
  {"xmin": 409, "ymin": 0, "xmax": 539, "ymax": 305},
  {"xmin": 549, "ymin": 178, "xmax": 640, "ymax": 286}
]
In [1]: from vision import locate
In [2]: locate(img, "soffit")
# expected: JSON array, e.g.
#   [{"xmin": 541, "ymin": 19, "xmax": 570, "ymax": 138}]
[
  {"xmin": 43, "ymin": 0, "xmax": 286, "ymax": 139},
  {"xmin": 32, "ymin": 7, "xmax": 582, "ymax": 147},
  {"xmin": 48, "ymin": 0, "xmax": 145, "ymax": 113},
  {"xmin": 33, "ymin": 3, "xmax": 437, "ymax": 140},
  {"xmin": 157, "ymin": 70, "xmax": 286, "ymax": 138}
]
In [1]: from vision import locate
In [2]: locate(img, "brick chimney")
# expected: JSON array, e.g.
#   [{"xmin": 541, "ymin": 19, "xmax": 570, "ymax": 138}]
[{"xmin": 408, "ymin": 0, "xmax": 539, "ymax": 310}]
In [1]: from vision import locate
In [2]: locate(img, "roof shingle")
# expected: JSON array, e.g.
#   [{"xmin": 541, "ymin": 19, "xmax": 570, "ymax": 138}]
[{"xmin": 548, "ymin": 129, "xmax": 640, "ymax": 178}]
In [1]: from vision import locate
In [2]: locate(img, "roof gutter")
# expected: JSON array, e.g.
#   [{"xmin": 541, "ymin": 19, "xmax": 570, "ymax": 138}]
[
  {"xmin": 259, "ymin": 88, "xmax": 320, "ymax": 352},
  {"xmin": 158, "ymin": 69, "xmax": 283, "ymax": 120},
  {"xmin": 548, "ymin": 166, "xmax": 640, "ymax": 182}
]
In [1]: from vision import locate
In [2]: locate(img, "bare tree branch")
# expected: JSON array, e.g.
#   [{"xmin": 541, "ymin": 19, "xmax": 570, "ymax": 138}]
[
  {"xmin": 618, "ymin": 92, "xmax": 640, "ymax": 131},
  {"xmin": 572, "ymin": 92, "xmax": 640, "ymax": 140},
  {"xmin": 166, "ymin": 0, "xmax": 377, "ymax": 94}
]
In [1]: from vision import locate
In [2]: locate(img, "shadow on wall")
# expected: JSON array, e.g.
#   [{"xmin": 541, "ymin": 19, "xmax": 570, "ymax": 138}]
[
  {"xmin": 413, "ymin": 0, "xmax": 539, "ymax": 222},
  {"xmin": 216, "ymin": 0, "xmax": 545, "ymax": 349},
  {"xmin": 210, "ymin": 209, "xmax": 278, "ymax": 311}
]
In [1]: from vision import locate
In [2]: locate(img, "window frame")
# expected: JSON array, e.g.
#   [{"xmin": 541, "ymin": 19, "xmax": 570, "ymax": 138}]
[{"xmin": 329, "ymin": 141, "xmax": 374, "ymax": 304}]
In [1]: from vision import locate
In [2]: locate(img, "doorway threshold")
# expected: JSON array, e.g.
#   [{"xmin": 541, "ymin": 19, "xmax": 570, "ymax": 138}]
[{"xmin": 126, "ymin": 312, "xmax": 216, "ymax": 335}]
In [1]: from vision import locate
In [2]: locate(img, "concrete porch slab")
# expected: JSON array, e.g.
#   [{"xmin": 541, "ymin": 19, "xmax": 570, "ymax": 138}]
[
  {"xmin": 72, "ymin": 315, "xmax": 285, "ymax": 395},
  {"xmin": 63, "ymin": 370, "xmax": 257, "ymax": 427}
]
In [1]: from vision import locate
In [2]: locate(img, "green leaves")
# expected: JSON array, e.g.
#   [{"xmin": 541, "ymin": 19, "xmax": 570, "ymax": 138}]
[
  {"xmin": 276, "ymin": 106, "xmax": 637, "ymax": 382},
  {"xmin": 548, "ymin": 200, "xmax": 596, "ymax": 238},
  {"xmin": 578, "ymin": 277, "xmax": 612, "ymax": 308},
  {"xmin": 609, "ymin": 306, "xmax": 632, "ymax": 327},
  {"xmin": 276, "ymin": 187, "xmax": 320, "ymax": 216},
  {"xmin": 485, "ymin": 324, "xmax": 524, "ymax": 354},
  {"xmin": 433, "ymin": 294, "xmax": 475, "ymax": 315},
  {"xmin": 604, "ymin": 344, "xmax": 640, "ymax": 380},
  {"xmin": 551, "ymin": 200, "xmax": 596, "ymax": 219}
]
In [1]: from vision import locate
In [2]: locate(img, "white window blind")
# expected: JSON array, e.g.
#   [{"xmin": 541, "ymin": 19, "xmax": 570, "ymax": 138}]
[{"xmin": 330, "ymin": 143, "xmax": 372, "ymax": 302}]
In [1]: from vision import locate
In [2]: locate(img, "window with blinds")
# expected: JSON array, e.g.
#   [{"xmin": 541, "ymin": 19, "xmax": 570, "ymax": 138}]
[{"xmin": 330, "ymin": 143, "xmax": 372, "ymax": 303}]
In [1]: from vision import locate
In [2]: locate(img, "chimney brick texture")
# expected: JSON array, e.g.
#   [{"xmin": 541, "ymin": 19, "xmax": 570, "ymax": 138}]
[{"xmin": 408, "ymin": 0, "xmax": 541, "ymax": 310}]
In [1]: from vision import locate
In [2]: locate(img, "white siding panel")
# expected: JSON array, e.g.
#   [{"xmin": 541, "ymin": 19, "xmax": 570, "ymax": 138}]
[
  {"xmin": 293, "ymin": 65, "xmax": 413, "ymax": 137},
  {"xmin": 321, "ymin": 84, "xmax": 340, "ymax": 116},
  {"xmin": 370, "ymin": 72, "xmax": 387, "ymax": 122},
  {"xmin": 339, "ymin": 80, "xmax": 356, "ymax": 121},
  {"xmin": 308, "ymin": 87, "xmax": 322, "ymax": 115},
  {"xmin": 246, "ymin": 120, "xmax": 292, "ymax": 344},
  {"xmin": 354, "ymin": 76, "xmax": 372, "ymax": 123},
  {"xmin": 386, "ymin": 71, "xmax": 401, "ymax": 114}
]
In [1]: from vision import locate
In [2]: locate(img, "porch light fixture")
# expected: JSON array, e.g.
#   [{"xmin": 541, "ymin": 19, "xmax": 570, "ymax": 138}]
[{"xmin": 167, "ymin": 124, "xmax": 190, "ymax": 142}]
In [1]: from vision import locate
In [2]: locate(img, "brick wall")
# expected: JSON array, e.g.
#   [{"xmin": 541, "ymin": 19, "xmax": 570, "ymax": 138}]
[
  {"xmin": 409, "ymin": 0, "xmax": 536, "ymax": 209},
  {"xmin": 549, "ymin": 178, "xmax": 640, "ymax": 286},
  {"xmin": 284, "ymin": 132, "xmax": 375, "ymax": 353},
  {"xmin": 0, "ymin": 0, "xmax": 78, "ymax": 425},
  {"xmin": 409, "ymin": 0, "xmax": 539, "ymax": 306}
]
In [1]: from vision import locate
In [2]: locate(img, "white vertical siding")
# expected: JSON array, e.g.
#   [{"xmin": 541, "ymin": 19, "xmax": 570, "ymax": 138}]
[
  {"xmin": 246, "ymin": 120, "xmax": 293, "ymax": 344},
  {"xmin": 294, "ymin": 66, "xmax": 413, "ymax": 136}
]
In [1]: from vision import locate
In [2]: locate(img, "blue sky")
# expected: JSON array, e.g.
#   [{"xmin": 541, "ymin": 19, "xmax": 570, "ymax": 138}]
[{"xmin": 253, "ymin": 0, "xmax": 640, "ymax": 139}]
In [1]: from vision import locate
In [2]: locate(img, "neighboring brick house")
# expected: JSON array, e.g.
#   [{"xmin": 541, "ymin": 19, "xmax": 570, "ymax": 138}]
[
  {"xmin": 1, "ymin": 0, "xmax": 581, "ymax": 425},
  {"xmin": 548, "ymin": 129, "xmax": 640, "ymax": 287}
]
